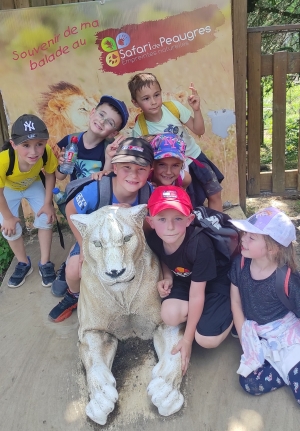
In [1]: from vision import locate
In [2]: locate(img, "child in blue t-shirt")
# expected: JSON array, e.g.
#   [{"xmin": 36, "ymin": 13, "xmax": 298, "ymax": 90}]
[{"xmin": 49, "ymin": 137, "xmax": 154, "ymax": 323}]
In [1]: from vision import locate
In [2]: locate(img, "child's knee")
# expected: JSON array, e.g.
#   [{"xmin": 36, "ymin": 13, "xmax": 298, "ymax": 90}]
[
  {"xmin": 161, "ymin": 303, "xmax": 187, "ymax": 326},
  {"xmin": 195, "ymin": 331, "xmax": 224, "ymax": 348},
  {"xmin": 34, "ymin": 213, "xmax": 52, "ymax": 229},
  {"xmin": 66, "ymin": 255, "xmax": 81, "ymax": 281},
  {"xmin": 1, "ymin": 223, "xmax": 23, "ymax": 241}
]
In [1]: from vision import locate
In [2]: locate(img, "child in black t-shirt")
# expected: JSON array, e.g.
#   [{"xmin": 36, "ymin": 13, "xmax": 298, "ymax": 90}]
[{"xmin": 146, "ymin": 185, "xmax": 232, "ymax": 375}]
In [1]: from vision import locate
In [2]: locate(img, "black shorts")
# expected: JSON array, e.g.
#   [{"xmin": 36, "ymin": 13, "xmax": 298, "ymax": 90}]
[
  {"xmin": 162, "ymin": 282, "xmax": 232, "ymax": 337},
  {"xmin": 187, "ymin": 152, "xmax": 224, "ymax": 206}
]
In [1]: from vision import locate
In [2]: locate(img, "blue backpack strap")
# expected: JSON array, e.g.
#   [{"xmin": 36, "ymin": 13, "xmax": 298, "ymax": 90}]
[
  {"xmin": 98, "ymin": 173, "xmax": 114, "ymax": 208},
  {"xmin": 138, "ymin": 182, "xmax": 152, "ymax": 204}
]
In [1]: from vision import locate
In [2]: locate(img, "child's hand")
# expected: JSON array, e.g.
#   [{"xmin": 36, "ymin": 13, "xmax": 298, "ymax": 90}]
[
  {"xmin": 157, "ymin": 279, "xmax": 172, "ymax": 298},
  {"xmin": 37, "ymin": 203, "xmax": 56, "ymax": 224},
  {"xmin": 1, "ymin": 216, "xmax": 20, "ymax": 237},
  {"xmin": 91, "ymin": 170, "xmax": 113, "ymax": 181},
  {"xmin": 58, "ymin": 148, "xmax": 65, "ymax": 165},
  {"xmin": 171, "ymin": 337, "xmax": 192, "ymax": 376},
  {"xmin": 106, "ymin": 135, "xmax": 125, "ymax": 159},
  {"xmin": 188, "ymin": 82, "xmax": 200, "ymax": 112}
]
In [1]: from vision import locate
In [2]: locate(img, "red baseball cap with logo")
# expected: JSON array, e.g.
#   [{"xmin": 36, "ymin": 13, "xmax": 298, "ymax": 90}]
[{"xmin": 147, "ymin": 185, "xmax": 193, "ymax": 216}]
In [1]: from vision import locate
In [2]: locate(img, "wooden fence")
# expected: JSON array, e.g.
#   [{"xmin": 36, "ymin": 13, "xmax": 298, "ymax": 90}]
[{"xmin": 247, "ymin": 24, "xmax": 300, "ymax": 197}]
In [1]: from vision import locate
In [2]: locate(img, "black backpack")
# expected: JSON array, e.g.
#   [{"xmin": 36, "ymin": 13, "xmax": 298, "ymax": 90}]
[
  {"xmin": 188, "ymin": 206, "xmax": 240, "ymax": 266},
  {"xmin": 235, "ymin": 255, "xmax": 297, "ymax": 313},
  {"xmin": 57, "ymin": 172, "xmax": 152, "ymax": 215}
]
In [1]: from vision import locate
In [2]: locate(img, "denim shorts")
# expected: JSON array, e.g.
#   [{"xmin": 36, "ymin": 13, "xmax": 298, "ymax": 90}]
[
  {"xmin": 0, "ymin": 181, "xmax": 52, "ymax": 241},
  {"xmin": 69, "ymin": 241, "xmax": 81, "ymax": 257}
]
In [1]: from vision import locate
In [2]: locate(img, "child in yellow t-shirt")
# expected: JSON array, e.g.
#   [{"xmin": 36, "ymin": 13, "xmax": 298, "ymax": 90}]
[{"xmin": 0, "ymin": 114, "xmax": 58, "ymax": 288}]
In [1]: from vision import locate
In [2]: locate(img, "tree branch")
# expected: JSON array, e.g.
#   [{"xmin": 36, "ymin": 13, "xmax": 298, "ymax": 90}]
[{"xmin": 257, "ymin": 6, "xmax": 300, "ymax": 19}]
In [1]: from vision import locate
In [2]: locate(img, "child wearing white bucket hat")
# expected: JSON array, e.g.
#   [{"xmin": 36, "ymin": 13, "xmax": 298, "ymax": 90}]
[{"xmin": 228, "ymin": 206, "xmax": 300, "ymax": 406}]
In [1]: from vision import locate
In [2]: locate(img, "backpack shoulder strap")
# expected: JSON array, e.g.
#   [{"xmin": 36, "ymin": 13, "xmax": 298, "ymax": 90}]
[
  {"xmin": 137, "ymin": 113, "xmax": 149, "ymax": 136},
  {"xmin": 98, "ymin": 174, "xmax": 114, "ymax": 208},
  {"xmin": 136, "ymin": 101, "xmax": 181, "ymax": 136},
  {"xmin": 6, "ymin": 145, "xmax": 15, "ymax": 176},
  {"xmin": 42, "ymin": 147, "xmax": 48, "ymax": 166},
  {"xmin": 138, "ymin": 182, "xmax": 151, "ymax": 204},
  {"xmin": 275, "ymin": 266, "xmax": 294, "ymax": 311},
  {"xmin": 162, "ymin": 101, "xmax": 180, "ymax": 120}
]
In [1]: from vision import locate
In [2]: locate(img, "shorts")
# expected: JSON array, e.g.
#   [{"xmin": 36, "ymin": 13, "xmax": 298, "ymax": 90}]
[
  {"xmin": 0, "ymin": 181, "xmax": 52, "ymax": 241},
  {"xmin": 187, "ymin": 152, "xmax": 224, "ymax": 206},
  {"xmin": 162, "ymin": 282, "xmax": 232, "ymax": 337},
  {"xmin": 69, "ymin": 241, "xmax": 81, "ymax": 257}
]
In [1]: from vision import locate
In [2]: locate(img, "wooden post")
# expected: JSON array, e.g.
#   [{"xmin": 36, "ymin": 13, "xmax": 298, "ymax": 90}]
[
  {"xmin": 232, "ymin": 0, "xmax": 247, "ymax": 212},
  {"xmin": 247, "ymin": 32, "xmax": 262, "ymax": 196},
  {"xmin": 272, "ymin": 51, "xmax": 287, "ymax": 194},
  {"xmin": 0, "ymin": 0, "xmax": 15, "ymax": 10}
]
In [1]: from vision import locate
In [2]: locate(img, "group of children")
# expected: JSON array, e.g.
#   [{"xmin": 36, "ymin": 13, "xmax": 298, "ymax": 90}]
[{"xmin": 1, "ymin": 72, "xmax": 300, "ymax": 406}]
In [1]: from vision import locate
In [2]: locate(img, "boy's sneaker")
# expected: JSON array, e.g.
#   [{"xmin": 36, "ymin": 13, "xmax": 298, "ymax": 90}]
[
  {"xmin": 51, "ymin": 261, "xmax": 68, "ymax": 297},
  {"xmin": 7, "ymin": 257, "xmax": 33, "ymax": 288},
  {"xmin": 48, "ymin": 290, "xmax": 78, "ymax": 323},
  {"xmin": 231, "ymin": 325, "xmax": 239, "ymax": 338},
  {"xmin": 39, "ymin": 261, "xmax": 56, "ymax": 287}
]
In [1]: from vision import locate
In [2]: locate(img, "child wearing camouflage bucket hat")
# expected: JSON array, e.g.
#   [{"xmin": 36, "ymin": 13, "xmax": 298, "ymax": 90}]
[
  {"xmin": 148, "ymin": 133, "xmax": 191, "ymax": 189},
  {"xmin": 228, "ymin": 206, "xmax": 300, "ymax": 406},
  {"xmin": 0, "ymin": 114, "xmax": 58, "ymax": 288}
]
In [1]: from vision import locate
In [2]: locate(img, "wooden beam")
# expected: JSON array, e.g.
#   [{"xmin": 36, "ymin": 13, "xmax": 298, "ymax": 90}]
[
  {"xmin": 0, "ymin": 0, "xmax": 15, "ymax": 10},
  {"xmin": 261, "ymin": 170, "xmax": 298, "ymax": 191},
  {"xmin": 272, "ymin": 51, "xmax": 287, "ymax": 193},
  {"xmin": 14, "ymin": 0, "xmax": 30, "ymax": 8},
  {"xmin": 261, "ymin": 53, "xmax": 300, "ymax": 76},
  {"xmin": 248, "ymin": 24, "xmax": 300, "ymax": 33},
  {"xmin": 232, "ymin": 0, "xmax": 247, "ymax": 212},
  {"xmin": 247, "ymin": 31, "xmax": 262, "ymax": 196}
]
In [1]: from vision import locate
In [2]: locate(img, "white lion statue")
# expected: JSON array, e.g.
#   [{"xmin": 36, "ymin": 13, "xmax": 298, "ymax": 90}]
[{"xmin": 71, "ymin": 205, "xmax": 184, "ymax": 426}]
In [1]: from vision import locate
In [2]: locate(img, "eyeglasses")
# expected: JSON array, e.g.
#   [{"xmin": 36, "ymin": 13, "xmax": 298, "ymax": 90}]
[{"xmin": 95, "ymin": 110, "xmax": 117, "ymax": 130}]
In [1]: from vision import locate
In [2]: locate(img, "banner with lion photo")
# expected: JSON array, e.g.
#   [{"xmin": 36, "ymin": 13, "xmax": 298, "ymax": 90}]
[{"xmin": 0, "ymin": 0, "xmax": 238, "ymax": 211}]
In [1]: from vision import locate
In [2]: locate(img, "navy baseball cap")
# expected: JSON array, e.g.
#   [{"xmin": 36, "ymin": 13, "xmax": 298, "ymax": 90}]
[
  {"xmin": 11, "ymin": 114, "xmax": 49, "ymax": 146},
  {"xmin": 98, "ymin": 95, "xmax": 129, "ymax": 130}
]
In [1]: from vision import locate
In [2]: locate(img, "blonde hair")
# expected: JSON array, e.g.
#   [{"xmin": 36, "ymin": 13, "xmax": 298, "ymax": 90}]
[{"xmin": 264, "ymin": 235, "xmax": 298, "ymax": 272}]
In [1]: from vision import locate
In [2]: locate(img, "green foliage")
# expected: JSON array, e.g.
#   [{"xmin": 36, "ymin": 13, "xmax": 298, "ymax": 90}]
[{"xmin": 0, "ymin": 233, "xmax": 14, "ymax": 276}]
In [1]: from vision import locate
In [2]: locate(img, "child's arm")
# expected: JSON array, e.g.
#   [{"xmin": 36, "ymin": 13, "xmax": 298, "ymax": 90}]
[
  {"xmin": 37, "ymin": 172, "xmax": 56, "ymax": 224},
  {"xmin": 103, "ymin": 135, "xmax": 125, "ymax": 172},
  {"xmin": 157, "ymin": 261, "xmax": 173, "ymax": 298},
  {"xmin": 55, "ymin": 148, "xmax": 68, "ymax": 180},
  {"xmin": 230, "ymin": 282, "xmax": 245, "ymax": 340},
  {"xmin": 184, "ymin": 83, "xmax": 205, "ymax": 136},
  {"xmin": 172, "ymin": 280, "xmax": 206, "ymax": 375},
  {"xmin": 0, "ymin": 187, "xmax": 20, "ymax": 236}
]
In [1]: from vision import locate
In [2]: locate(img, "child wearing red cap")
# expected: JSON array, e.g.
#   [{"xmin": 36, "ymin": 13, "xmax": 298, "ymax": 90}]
[{"xmin": 146, "ymin": 185, "xmax": 232, "ymax": 375}]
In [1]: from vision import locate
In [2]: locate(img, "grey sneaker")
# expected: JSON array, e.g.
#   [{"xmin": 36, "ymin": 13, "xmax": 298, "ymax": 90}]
[
  {"xmin": 7, "ymin": 257, "xmax": 33, "ymax": 288},
  {"xmin": 51, "ymin": 261, "xmax": 68, "ymax": 297},
  {"xmin": 39, "ymin": 261, "xmax": 56, "ymax": 287}
]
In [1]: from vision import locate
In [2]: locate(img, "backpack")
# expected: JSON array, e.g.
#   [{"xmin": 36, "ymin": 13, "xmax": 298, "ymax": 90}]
[
  {"xmin": 235, "ymin": 254, "xmax": 296, "ymax": 313},
  {"xmin": 187, "ymin": 206, "xmax": 240, "ymax": 266},
  {"xmin": 58, "ymin": 173, "xmax": 152, "ymax": 214},
  {"xmin": 1, "ymin": 141, "xmax": 65, "ymax": 249},
  {"xmin": 136, "ymin": 101, "xmax": 180, "ymax": 135}
]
